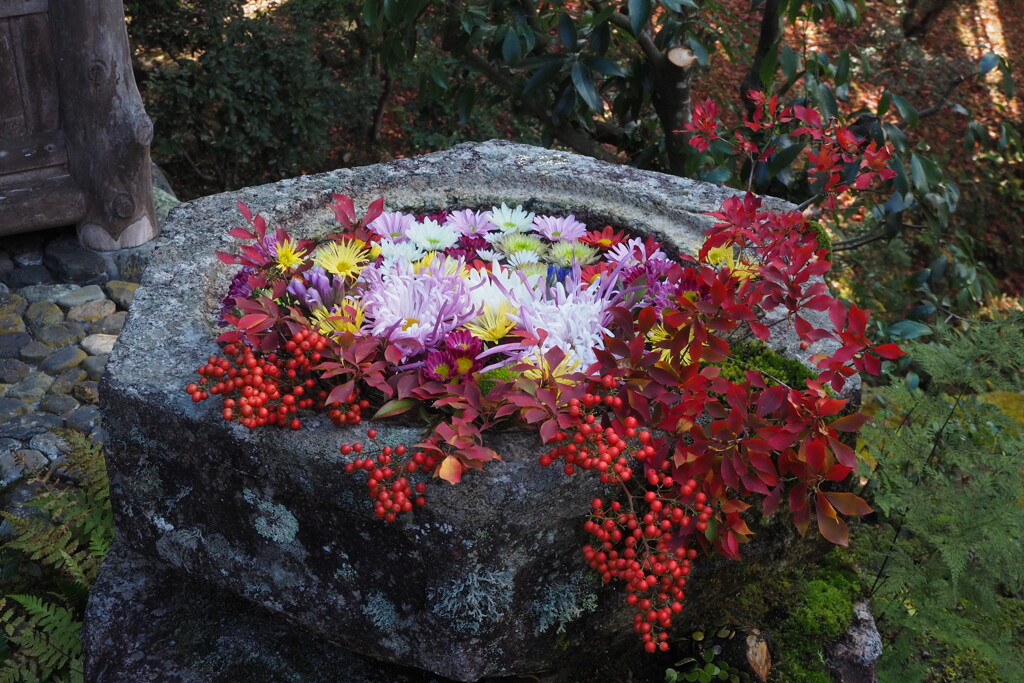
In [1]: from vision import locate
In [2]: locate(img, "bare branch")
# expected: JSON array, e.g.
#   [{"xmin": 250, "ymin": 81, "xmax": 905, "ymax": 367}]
[{"xmin": 606, "ymin": 11, "xmax": 664, "ymax": 67}]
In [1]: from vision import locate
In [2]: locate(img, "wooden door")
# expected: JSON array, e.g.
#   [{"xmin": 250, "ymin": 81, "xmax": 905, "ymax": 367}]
[{"xmin": 0, "ymin": 0, "xmax": 85, "ymax": 235}]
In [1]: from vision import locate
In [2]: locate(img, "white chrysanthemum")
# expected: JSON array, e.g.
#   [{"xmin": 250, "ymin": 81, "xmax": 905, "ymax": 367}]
[
  {"xmin": 490, "ymin": 203, "xmax": 536, "ymax": 233},
  {"xmin": 476, "ymin": 248, "xmax": 504, "ymax": 262},
  {"xmin": 506, "ymin": 250, "xmax": 541, "ymax": 268},
  {"xmin": 464, "ymin": 262, "xmax": 544, "ymax": 310},
  {"xmin": 406, "ymin": 219, "xmax": 459, "ymax": 252},
  {"xmin": 377, "ymin": 239, "xmax": 426, "ymax": 268},
  {"xmin": 512, "ymin": 280, "xmax": 614, "ymax": 371}
]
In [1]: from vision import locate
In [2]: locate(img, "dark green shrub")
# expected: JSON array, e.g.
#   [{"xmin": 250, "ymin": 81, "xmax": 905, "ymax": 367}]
[{"xmin": 127, "ymin": 1, "xmax": 341, "ymax": 196}]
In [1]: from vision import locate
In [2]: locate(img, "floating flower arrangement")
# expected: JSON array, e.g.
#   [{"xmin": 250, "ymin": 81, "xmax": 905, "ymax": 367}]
[{"xmin": 189, "ymin": 192, "xmax": 898, "ymax": 653}]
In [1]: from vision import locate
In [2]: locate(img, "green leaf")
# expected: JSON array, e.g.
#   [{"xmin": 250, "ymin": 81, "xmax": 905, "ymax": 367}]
[
  {"xmin": 521, "ymin": 57, "xmax": 566, "ymax": 97},
  {"xmin": 856, "ymin": 44, "xmax": 871, "ymax": 78},
  {"xmin": 584, "ymin": 55, "xmax": 624, "ymax": 77},
  {"xmin": 887, "ymin": 320, "xmax": 932, "ymax": 340},
  {"xmin": 979, "ymin": 52, "xmax": 1000, "ymax": 76},
  {"xmin": 558, "ymin": 13, "xmax": 577, "ymax": 49},
  {"xmin": 910, "ymin": 154, "xmax": 928, "ymax": 191},
  {"xmin": 501, "ymin": 28, "xmax": 520, "ymax": 62},
  {"xmin": 571, "ymin": 62, "xmax": 602, "ymax": 111},
  {"xmin": 372, "ymin": 398, "xmax": 419, "ymax": 419},
  {"xmin": 877, "ymin": 91, "xmax": 891, "ymax": 116},
  {"xmin": 768, "ymin": 142, "xmax": 806, "ymax": 179},
  {"xmin": 628, "ymin": 0, "xmax": 652, "ymax": 36},
  {"xmin": 890, "ymin": 93, "xmax": 919, "ymax": 126},
  {"xmin": 688, "ymin": 36, "xmax": 709, "ymax": 67},
  {"xmin": 835, "ymin": 49, "xmax": 850, "ymax": 85},
  {"xmin": 780, "ymin": 44, "xmax": 799, "ymax": 82},
  {"xmin": 662, "ymin": 0, "xmax": 699, "ymax": 9},
  {"xmin": 759, "ymin": 43, "xmax": 779, "ymax": 88}
]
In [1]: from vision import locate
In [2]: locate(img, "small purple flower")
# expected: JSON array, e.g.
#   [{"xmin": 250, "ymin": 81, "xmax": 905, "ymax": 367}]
[
  {"xmin": 219, "ymin": 266, "xmax": 255, "ymax": 326},
  {"xmin": 532, "ymin": 215, "xmax": 588, "ymax": 242},
  {"xmin": 447, "ymin": 209, "xmax": 497, "ymax": 237},
  {"xmin": 368, "ymin": 211, "xmax": 416, "ymax": 242},
  {"xmin": 286, "ymin": 266, "xmax": 345, "ymax": 312}
]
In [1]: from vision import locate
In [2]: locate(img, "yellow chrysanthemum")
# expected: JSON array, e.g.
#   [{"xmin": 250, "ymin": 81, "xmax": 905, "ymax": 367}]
[
  {"xmin": 647, "ymin": 323, "xmax": 690, "ymax": 364},
  {"xmin": 705, "ymin": 245, "xmax": 757, "ymax": 280},
  {"xmin": 464, "ymin": 301, "xmax": 517, "ymax": 343},
  {"xmin": 274, "ymin": 238, "xmax": 306, "ymax": 273},
  {"xmin": 520, "ymin": 348, "xmax": 582, "ymax": 389},
  {"xmin": 311, "ymin": 302, "xmax": 365, "ymax": 336},
  {"xmin": 314, "ymin": 239, "xmax": 370, "ymax": 279}
]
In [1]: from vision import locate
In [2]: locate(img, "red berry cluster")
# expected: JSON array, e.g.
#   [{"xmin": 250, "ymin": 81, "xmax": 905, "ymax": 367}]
[
  {"xmin": 340, "ymin": 428, "xmax": 434, "ymax": 521},
  {"xmin": 539, "ymin": 384, "xmax": 715, "ymax": 653},
  {"xmin": 186, "ymin": 330, "xmax": 363, "ymax": 430}
]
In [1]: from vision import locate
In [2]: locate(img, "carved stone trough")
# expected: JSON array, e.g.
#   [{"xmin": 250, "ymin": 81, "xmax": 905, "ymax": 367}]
[{"xmin": 90, "ymin": 141, "xmax": 847, "ymax": 681}]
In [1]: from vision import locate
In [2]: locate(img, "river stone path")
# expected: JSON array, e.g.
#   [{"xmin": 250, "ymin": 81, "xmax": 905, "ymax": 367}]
[{"xmin": 0, "ymin": 227, "xmax": 156, "ymax": 531}]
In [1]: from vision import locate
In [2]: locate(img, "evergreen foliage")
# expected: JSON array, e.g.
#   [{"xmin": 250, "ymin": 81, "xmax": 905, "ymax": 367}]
[
  {"xmin": 858, "ymin": 314, "xmax": 1024, "ymax": 680},
  {"xmin": 0, "ymin": 433, "xmax": 114, "ymax": 682}
]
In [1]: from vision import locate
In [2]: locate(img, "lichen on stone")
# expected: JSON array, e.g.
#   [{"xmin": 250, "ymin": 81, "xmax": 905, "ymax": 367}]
[
  {"xmin": 429, "ymin": 570, "xmax": 513, "ymax": 634},
  {"xmin": 534, "ymin": 573, "xmax": 599, "ymax": 634},
  {"xmin": 242, "ymin": 488, "xmax": 299, "ymax": 543},
  {"xmin": 361, "ymin": 591, "xmax": 399, "ymax": 630}
]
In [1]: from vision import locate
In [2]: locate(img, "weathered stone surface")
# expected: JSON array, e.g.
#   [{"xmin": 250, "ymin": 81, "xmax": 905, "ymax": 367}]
[
  {"xmin": 18, "ymin": 283, "xmax": 79, "ymax": 304},
  {"xmin": 39, "ymin": 393, "xmax": 80, "ymax": 417},
  {"xmin": 13, "ymin": 449, "xmax": 47, "ymax": 472},
  {"xmin": 0, "ymin": 411, "xmax": 63, "ymax": 439},
  {"xmin": 0, "ymin": 397, "xmax": 30, "ymax": 421},
  {"xmin": 56, "ymin": 284, "xmax": 106, "ymax": 308},
  {"xmin": 92, "ymin": 312, "xmax": 128, "ymax": 335},
  {"xmin": 105, "ymin": 281, "xmax": 139, "ymax": 310},
  {"xmin": 84, "ymin": 546, "xmax": 447, "ymax": 683},
  {"xmin": 82, "ymin": 334, "xmax": 118, "ymax": 356},
  {"xmin": 25, "ymin": 301, "xmax": 64, "ymax": 331},
  {"xmin": 96, "ymin": 142, "xmax": 855, "ymax": 682},
  {"xmin": 40, "ymin": 346, "xmax": 88, "ymax": 373},
  {"xmin": 0, "ymin": 332, "xmax": 31, "ymax": 359},
  {"xmin": 50, "ymin": 367, "xmax": 87, "ymax": 395},
  {"xmin": 29, "ymin": 431, "xmax": 70, "ymax": 460},
  {"xmin": 73, "ymin": 381, "xmax": 100, "ymax": 404},
  {"xmin": 67, "ymin": 299, "xmax": 116, "ymax": 323},
  {"xmin": 44, "ymin": 237, "xmax": 108, "ymax": 285},
  {"xmin": 66, "ymin": 405, "xmax": 102, "ymax": 434},
  {"xmin": 0, "ymin": 314, "xmax": 26, "ymax": 334},
  {"xmin": 0, "ymin": 358, "xmax": 30, "ymax": 384},
  {"xmin": 8, "ymin": 372, "xmax": 54, "ymax": 402},
  {"xmin": 6, "ymin": 265, "xmax": 54, "ymax": 288},
  {"xmin": 0, "ymin": 292, "xmax": 27, "ymax": 317},
  {"xmin": 35, "ymin": 322, "xmax": 87, "ymax": 347},
  {"xmin": 827, "ymin": 601, "xmax": 883, "ymax": 683},
  {"xmin": 19, "ymin": 341, "xmax": 55, "ymax": 364},
  {"xmin": 83, "ymin": 355, "xmax": 109, "ymax": 381}
]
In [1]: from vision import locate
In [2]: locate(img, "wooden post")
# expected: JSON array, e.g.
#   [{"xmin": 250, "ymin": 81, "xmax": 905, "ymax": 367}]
[{"xmin": 48, "ymin": 0, "xmax": 158, "ymax": 250}]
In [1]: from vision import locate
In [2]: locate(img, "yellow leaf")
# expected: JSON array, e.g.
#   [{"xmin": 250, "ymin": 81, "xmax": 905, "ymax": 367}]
[{"xmin": 438, "ymin": 455, "xmax": 463, "ymax": 484}]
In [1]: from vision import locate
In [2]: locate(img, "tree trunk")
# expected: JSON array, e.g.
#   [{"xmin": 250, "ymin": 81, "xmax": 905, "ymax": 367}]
[
  {"xmin": 652, "ymin": 54, "xmax": 696, "ymax": 176},
  {"xmin": 49, "ymin": 0, "xmax": 158, "ymax": 250}
]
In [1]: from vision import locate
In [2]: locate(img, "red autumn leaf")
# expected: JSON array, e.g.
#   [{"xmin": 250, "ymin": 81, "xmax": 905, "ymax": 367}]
[
  {"xmin": 822, "ymin": 492, "xmax": 873, "ymax": 516},
  {"xmin": 830, "ymin": 412, "xmax": 870, "ymax": 432},
  {"xmin": 815, "ymin": 494, "xmax": 849, "ymax": 546},
  {"xmin": 237, "ymin": 200, "xmax": 253, "ymax": 222},
  {"xmin": 749, "ymin": 321, "xmax": 770, "ymax": 341},
  {"xmin": 872, "ymin": 343, "xmax": 905, "ymax": 359}
]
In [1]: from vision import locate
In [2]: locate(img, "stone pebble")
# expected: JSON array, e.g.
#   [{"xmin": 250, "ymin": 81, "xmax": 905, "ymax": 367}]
[{"xmin": 0, "ymin": 230, "xmax": 150, "ymax": 489}]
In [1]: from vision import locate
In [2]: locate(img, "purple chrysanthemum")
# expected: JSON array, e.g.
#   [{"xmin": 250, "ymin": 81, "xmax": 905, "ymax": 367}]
[
  {"xmin": 531, "ymin": 214, "xmax": 588, "ymax": 242},
  {"xmin": 447, "ymin": 209, "xmax": 497, "ymax": 237},
  {"xmin": 368, "ymin": 211, "xmax": 416, "ymax": 242},
  {"xmin": 219, "ymin": 266, "xmax": 255, "ymax": 326}
]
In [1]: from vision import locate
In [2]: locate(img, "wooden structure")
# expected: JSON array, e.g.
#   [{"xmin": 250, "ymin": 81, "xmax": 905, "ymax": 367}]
[{"xmin": 0, "ymin": 0, "xmax": 157, "ymax": 250}]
